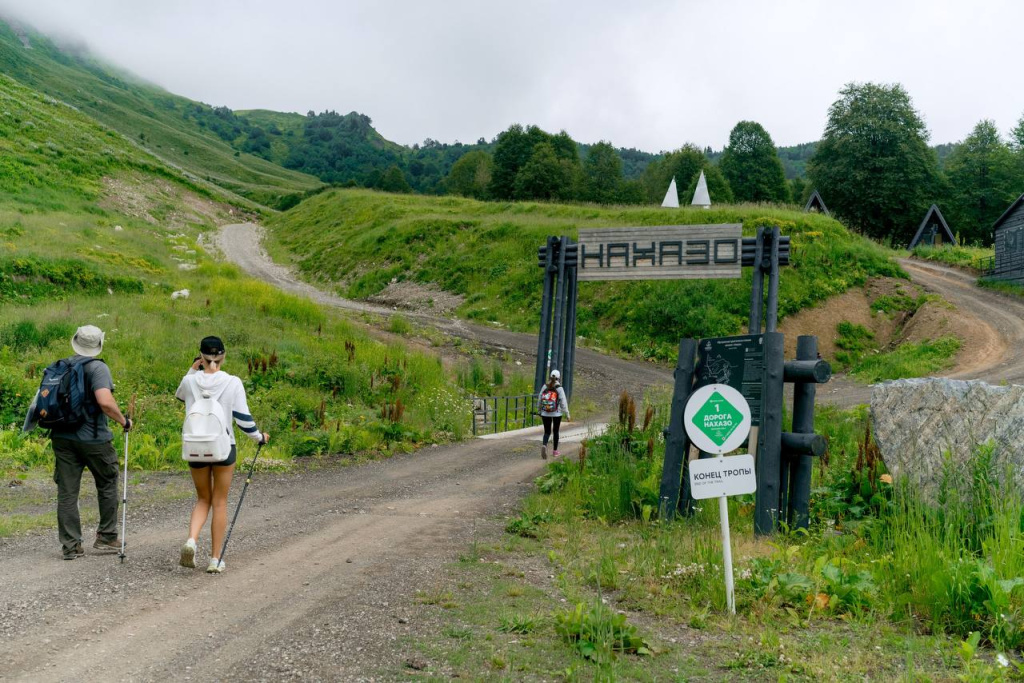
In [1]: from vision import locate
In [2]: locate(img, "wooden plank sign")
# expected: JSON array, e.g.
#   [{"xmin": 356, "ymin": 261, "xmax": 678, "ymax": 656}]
[{"xmin": 576, "ymin": 224, "xmax": 742, "ymax": 281}]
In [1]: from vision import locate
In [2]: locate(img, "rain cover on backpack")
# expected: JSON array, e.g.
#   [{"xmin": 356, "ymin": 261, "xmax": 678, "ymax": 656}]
[{"xmin": 181, "ymin": 376, "xmax": 231, "ymax": 462}]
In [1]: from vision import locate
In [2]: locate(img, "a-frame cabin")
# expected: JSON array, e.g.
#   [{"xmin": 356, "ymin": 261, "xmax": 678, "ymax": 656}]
[
  {"xmin": 803, "ymin": 189, "xmax": 829, "ymax": 216},
  {"xmin": 908, "ymin": 204, "xmax": 956, "ymax": 249}
]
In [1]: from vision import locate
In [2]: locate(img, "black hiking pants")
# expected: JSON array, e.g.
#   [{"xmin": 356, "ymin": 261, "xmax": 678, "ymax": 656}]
[
  {"xmin": 52, "ymin": 437, "xmax": 119, "ymax": 554},
  {"xmin": 542, "ymin": 415, "xmax": 562, "ymax": 451}
]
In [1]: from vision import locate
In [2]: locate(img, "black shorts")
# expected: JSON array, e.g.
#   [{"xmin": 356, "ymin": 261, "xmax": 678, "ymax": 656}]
[{"xmin": 188, "ymin": 444, "xmax": 237, "ymax": 469}]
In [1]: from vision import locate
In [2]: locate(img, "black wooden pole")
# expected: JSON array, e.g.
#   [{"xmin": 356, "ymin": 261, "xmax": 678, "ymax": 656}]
[
  {"xmin": 535, "ymin": 237, "xmax": 556, "ymax": 393},
  {"xmin": 755, "ymin": 331, "xmax": 785, "ymax": 535},
  {"xmin": 787, "ymin": 335, "xmax": 818, "ymax": 530},
  {"xmin": 658, "ymin": 338, "xmax": 697, "ymax": 521},
  {"xmin": 765, "ymin": 226, "xmax": 781, "ymax": 332},
  {"xmin": 748, "ymin": 227, "xmax": 765, "ymax": 334},
  {"xmin": 563, "ymin": 259, "xmax": 578, "ymax": 401},
  {"xmin": 550, "ymin": 236, "xmax": 568, "ymax": 374}
]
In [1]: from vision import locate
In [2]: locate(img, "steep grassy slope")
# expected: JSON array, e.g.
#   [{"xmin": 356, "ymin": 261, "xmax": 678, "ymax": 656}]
[
  {"xmin": 0, "ymin": 74, "xmax": 466, "ymax": 475},
  {"xmin": 0, "ymin": 20, "xmax": 320, "ymax": 206},
  {"xmin": 266, "ymin": 190, "xmax": 903, "ymax": 360}
]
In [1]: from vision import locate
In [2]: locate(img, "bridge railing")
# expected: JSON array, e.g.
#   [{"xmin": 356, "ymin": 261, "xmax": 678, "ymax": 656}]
[{"xmin": 471, "ymin": 394, "xmax": 539, "ymax": 436}]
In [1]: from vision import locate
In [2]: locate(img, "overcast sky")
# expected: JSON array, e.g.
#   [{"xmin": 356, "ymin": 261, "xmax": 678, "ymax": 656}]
[{"xmin": 2, "ymin": 0, "xmax": 1022, "ymax": 152}]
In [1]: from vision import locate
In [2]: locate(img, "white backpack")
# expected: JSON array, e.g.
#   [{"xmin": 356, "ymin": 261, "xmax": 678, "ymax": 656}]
[{"xmin": 181, "ymin": 377, "xmax": 232, "ymax": 462}]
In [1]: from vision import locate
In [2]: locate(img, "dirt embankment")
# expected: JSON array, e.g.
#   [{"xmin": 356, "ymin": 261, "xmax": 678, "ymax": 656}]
[{"xmin": 778, "ymin": 274, "xmax": 1000, "ymax": 376}]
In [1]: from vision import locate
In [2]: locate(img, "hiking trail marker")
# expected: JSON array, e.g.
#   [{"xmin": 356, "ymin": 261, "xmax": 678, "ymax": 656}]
[{"xmin": 684, "ymin": 383, "xmax": 754, "ymax": 614}]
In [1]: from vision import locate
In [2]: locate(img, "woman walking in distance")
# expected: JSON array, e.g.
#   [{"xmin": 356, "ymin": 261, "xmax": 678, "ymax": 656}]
[
  {"xmin": 176, "ymin": 337, "xmax": 268, "ymax": 573},
  {"xmin": 538, "ymin": 369, "xmax": 570, "ymax": 459}
]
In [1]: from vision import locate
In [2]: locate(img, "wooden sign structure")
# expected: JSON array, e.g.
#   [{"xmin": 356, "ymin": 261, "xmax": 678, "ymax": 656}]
[{"xmin": 539, "ymin": 224, "xmax": 828, "ymax": 536}]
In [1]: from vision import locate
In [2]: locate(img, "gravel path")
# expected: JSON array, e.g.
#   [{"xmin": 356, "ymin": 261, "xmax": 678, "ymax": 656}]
[{"xmin": 3, "ymin": 232, "xmax": 1017, "ymax": 681}]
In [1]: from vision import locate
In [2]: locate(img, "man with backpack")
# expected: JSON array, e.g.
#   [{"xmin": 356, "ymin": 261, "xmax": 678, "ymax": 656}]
[{"xmin": 23, "ymin": 325, "xmax": 132, "ymax": 560}]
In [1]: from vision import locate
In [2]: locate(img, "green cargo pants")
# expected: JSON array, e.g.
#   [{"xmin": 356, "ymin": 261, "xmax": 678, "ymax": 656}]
[{"xmin": 52, "ymin": 437, "xmax": 119, "ymax": 555}]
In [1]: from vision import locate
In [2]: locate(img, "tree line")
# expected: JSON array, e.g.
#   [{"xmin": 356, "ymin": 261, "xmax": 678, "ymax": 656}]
[{"xmin": 205, "ymin": 85, "xmax": 1024, "ymax": 246}]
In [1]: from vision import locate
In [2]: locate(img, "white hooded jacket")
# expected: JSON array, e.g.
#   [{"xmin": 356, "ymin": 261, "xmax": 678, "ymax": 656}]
[{"xmin": 175, "ymin": 369, "xmax": 262, "ymax": 445}]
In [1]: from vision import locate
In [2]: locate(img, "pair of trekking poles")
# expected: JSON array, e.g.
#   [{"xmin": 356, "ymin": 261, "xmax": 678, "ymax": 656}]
[{"xmin": 118, "ymin": 395, "xmax": 263, "ymax": 567}]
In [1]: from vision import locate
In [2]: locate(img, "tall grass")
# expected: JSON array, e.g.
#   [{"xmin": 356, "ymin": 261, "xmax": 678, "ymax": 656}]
[{"xmin": 524, "ymin": 398, "xmax": 1024, "ymax": 657}]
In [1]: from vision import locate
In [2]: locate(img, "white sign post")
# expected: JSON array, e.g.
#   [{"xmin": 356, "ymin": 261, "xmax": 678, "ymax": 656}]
[{"xmin": 683, "ymin": 384, "xmax": 754, "ymax": 614}]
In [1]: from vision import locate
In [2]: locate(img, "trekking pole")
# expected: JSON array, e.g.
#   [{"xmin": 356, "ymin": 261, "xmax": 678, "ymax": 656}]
[
  {"xmin": 119, "ymin": 394, "xmax": 136, "ymax": 564},
  {"xmin": 218, "ymin": 441, "xmax": 263, "ymax": 565}
]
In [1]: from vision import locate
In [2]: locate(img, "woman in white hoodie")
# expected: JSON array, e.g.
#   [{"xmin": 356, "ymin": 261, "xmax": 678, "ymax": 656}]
[{"xmin": 175, "ymin": 336, "xmax": 268, "ymax": 573}]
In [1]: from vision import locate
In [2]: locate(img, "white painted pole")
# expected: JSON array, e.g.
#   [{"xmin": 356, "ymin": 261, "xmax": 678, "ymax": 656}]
[
  {"xmin": 716, "ymin": 449, "xmax": 735, "ymax": 614},
  {"xmin": 719, "ymin": 493, "xmax": 735, "ymax": 613}
]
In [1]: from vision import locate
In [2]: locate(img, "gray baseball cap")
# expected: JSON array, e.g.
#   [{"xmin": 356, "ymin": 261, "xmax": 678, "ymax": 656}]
[{"xmin": 71, "ymin": 325, "xmax": 104, "ymax": 357}]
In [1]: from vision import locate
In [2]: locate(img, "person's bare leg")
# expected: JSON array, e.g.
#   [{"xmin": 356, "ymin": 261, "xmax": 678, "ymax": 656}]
[
  {"xmin": 209, "ymin": 464, "xmax": 236, "ymax": 562},
  {"xmin": 188, "ymin": 466, "xmax": 213, "ymax": 542}
]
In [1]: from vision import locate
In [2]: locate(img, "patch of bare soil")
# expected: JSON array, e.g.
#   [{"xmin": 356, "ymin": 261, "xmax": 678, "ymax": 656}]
[
  {"xmin": 779, "ymin": 277, "xmax": 911, "ymax": 360},
  {"xmin": 100, "ymin": 174, "xmax": 237, "ymax": 228},
  {"xmin": 366, "ymin": 280, "xmax": 465, "ymax": 315}
]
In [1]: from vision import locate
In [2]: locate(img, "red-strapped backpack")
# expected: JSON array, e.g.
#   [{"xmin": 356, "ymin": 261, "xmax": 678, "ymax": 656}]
[{"xmin": 539, "ymin": 389, "xmax": 558, "ymax": 413}]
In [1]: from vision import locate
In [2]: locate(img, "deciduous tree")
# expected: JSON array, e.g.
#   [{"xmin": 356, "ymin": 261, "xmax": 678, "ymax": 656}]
[
  {"xmin": 720, "ymin": 121, "xmax": 790, "ymax": 203},
  {"xmin": 808, "ymin": 82, "xmax": 939, "ymax": 242},
  {"xmin": 944, "ymin": 120, "xmax": 1018, "ymax": 245}
]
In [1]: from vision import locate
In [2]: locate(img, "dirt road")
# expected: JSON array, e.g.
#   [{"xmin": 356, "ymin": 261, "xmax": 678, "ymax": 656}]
[
  {"xmin": 0, "ymin": 226, "xmax": 672, "ymax": 682},
  {"xmin": 4, "ymin": 230, "xmax": 1021, "ymax": 681}
]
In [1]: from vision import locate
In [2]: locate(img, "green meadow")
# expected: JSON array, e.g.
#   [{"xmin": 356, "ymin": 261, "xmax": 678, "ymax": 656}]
[{"xmin": 266, "ymin": 189, "xmax": 904, "ymax": 362}]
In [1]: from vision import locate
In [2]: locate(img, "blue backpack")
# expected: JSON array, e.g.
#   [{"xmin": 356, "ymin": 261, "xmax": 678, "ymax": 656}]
[{"xmin": 34, "ymin": 357, "xmax": 100, "ymax": 432}]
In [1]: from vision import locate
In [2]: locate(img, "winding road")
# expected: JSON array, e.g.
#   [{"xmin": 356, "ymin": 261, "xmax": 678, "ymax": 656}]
[{"xmin": 3, "ymin": 227, "xmax": 1022, "ymax": 681}]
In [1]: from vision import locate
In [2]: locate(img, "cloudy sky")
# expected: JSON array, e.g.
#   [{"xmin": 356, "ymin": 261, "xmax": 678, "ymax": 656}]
[{"xmin": 2, "ymin": 0, "xmax": 1022, "ymax": 152}]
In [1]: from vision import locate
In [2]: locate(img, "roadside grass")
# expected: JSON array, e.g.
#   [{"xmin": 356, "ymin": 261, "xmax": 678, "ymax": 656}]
[
  {"xmin": 266, "ymin": 189, "xmax": 903, "ymax": 361},
  {"xmin": 980, "ymin": 278, "xmax": 1024, "ymax": 299},
  {"xmin": 412, "ymin": 398, "xmax": 1024, "ymax": 679},
  {"xmin": 911, "ymin": 244, "xmax": 992, "ymax": 271}
]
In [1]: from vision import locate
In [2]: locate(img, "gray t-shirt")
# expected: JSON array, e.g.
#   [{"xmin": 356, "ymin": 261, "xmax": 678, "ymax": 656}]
[{"xmin": 59, "ymin": 356, "xmax": 115, "ymax": 444}]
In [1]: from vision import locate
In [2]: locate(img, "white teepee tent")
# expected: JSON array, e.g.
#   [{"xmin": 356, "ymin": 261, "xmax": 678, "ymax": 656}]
[
  {"xmin": 661, "ymin": 176, "xmax": 679, "ymax": 208},
  {"xmin": 691, "ymin": 170, "xmax": 711, "ymax": 209}
]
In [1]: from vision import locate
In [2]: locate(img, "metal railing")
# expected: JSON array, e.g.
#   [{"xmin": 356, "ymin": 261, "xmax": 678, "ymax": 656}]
[
  {"xmin": 975, "ymin": 255, "xmax": 995, "ymax": 277},
  {"xmin": 471, "ymin": 394, "xmax": 539, "ymax": 436}
]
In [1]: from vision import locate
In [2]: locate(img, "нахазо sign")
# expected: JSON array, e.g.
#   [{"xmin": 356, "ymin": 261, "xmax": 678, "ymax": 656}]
[{"xmin": 576, "ymin": 224, "xmax": 742, "ymax": 281}]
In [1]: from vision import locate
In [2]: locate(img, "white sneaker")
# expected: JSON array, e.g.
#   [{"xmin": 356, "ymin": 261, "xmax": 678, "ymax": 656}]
[
  {"xmin": 179, "ymin": 539, "xmax": 196, "ymax": 568},
  {"xmin": 206, "ymin": 558, "xmax": 225, "ymax": 574}
]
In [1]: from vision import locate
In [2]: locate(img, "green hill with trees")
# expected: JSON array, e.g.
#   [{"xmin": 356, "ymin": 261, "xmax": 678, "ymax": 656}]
[{"xmin": 265, "ymin": 189, "xmax": 900, "ymax": 361}]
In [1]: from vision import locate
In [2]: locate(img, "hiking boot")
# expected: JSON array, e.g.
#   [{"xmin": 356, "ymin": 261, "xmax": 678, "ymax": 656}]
[
  {"xmin": 93, "ymin": 537, "xmax": 122, "ymax": 553},
  {"xmin": 206, "ymin": 558, "xmax": 225, "ymax": 574},
  {"xmin": 180, "ymin": 538, "xmax": 197, "ymax": 568},
  {"xmin": 63, "ymin": 543, "xmax": 85, "ymax": 560},
  {"xmin": 541, "ymin": 445, "xmax": 548, "ymax": 460}
]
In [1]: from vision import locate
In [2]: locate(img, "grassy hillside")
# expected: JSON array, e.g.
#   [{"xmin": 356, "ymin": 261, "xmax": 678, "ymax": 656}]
[
  {"xmin": 0, "ymin": 72, "xmax": 471, "ymax": 478},
  {"xmin": 266, "ymin": 190, "xmax": 902, "ymax": 360},
  {"xmin": 0, "ymin": 20, "xmax": 320, "ymax": 206}
]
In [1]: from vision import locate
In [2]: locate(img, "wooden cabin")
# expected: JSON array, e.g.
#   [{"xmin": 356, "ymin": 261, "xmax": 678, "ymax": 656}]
[
  {"xmin": 803, "ymin": 190, "xmax": 829, "ymax": 216},
  {"xmin": 908, "ymin": 205, "xmax": 955, "ymax": 249},
  {"xmin": 992, "ymin": 193, "xmax": 1024, "ymax": 284}
]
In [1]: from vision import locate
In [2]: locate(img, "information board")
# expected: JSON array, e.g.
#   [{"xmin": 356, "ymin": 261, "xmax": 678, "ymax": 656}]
[{"xmin": 695, "ymin": 334, "xmax": 764, "ymax": 425}]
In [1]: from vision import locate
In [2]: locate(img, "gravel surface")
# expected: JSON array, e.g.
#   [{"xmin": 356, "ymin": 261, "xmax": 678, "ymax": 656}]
[{"xmin": 3, "ymin": 234, "xmax": 1015, "ymax": 681}]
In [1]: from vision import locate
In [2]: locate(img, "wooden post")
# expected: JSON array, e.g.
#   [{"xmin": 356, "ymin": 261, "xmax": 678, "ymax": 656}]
[
  {"xmin": 658, "ymin": 338, "xmax": 698, "ymax": 521},
  {"xmin": 550, "ymin": 236, "xmax": 568, "ymax": 375},
  {"xmin": 748, "ymin": 227, "xmax": 765, "ymax": 334},
  {"xmin": 534, "ymin": 237, "xmax": 556, "ymax": 393},
  {"xmin": 765, "ymin": 226, "xmax": 781, "ymax": 332},
  {"xmin": 787, "ymin": 335, "xmax": 819, "ymax": 530},
  {"xmin": 755, "ymin": 331, "xmax": 785, "ymax": 535},
  {"xmin": 563, "ymin": 254, "xmax": 578, "ymax": 402}
]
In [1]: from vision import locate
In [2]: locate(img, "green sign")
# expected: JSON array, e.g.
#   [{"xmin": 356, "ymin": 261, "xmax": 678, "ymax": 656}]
[{"xmin": 690, "ymin": 391, "xmax": 742, "ymax": 448}]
